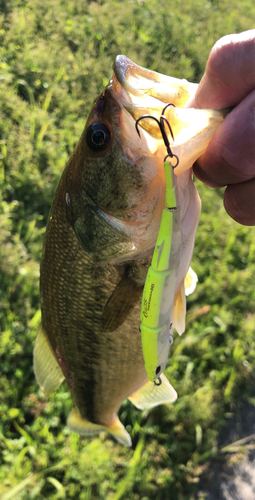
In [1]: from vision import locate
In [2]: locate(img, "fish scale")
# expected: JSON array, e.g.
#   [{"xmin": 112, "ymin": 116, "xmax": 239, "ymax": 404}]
[{"xmin": 41, "ymin": 184, "xmax": 149, "ymax": 425}]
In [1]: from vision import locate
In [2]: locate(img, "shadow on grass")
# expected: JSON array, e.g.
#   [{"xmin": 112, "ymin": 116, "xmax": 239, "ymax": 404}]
[{"xmin": 199, "ymin": 393, "xmax": 255, "ymax": 500}]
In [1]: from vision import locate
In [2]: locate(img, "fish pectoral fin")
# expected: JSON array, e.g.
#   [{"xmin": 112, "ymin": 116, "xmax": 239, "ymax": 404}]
[
  {"xmin": 128, "ymin": 374, "xmax": 177, "ymax": 410},
  {"xmin": 172, "ymin": 283, "xmax": 186, "ymax": 336},
  {"xmin": 67, "ymin": 409, "xmax": 132, "ymax": 447},
  {"xmin": 34, "ymin": 324, "xmax": 65, "ymax": 397},
  {"xmin": 184, "ymin": 266, "xmax": 198, "ymax": 296},
  {"xmin": 102, "ymin": 273, "xmax": 143, "ymax": 332},
  {"xmin": 172, "ymin": 267, "xmax": 197, "ymax": 336}
]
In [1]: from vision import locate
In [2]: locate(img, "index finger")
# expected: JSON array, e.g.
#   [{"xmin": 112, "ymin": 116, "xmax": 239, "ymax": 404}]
[{"xmin": 188, "ymin": 30, "xmax": 255, "ymax": 110}]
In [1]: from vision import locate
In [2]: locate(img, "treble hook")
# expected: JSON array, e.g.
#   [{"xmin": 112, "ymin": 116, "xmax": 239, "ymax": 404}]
[{"xmin": 135, "ymin": 103, "xmax": 179, "ymax": 168}]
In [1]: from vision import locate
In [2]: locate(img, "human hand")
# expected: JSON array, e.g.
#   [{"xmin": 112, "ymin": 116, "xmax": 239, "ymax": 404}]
[{"xmin": 187, "ymin": 30, "xmax": 255, "ymax": 226}]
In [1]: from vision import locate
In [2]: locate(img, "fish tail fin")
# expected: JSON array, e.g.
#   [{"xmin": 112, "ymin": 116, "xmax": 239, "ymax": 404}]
[
  {"xmin": 67, "ymin": 409, "xmax": 132, "ymax": 447},
  {"xmin": 128, "ymin": 373, "xmax": 177, "ymax": 410},
  {"xmin": 34, "ymin": 324, "xmax": 65, "ymax": 396}
]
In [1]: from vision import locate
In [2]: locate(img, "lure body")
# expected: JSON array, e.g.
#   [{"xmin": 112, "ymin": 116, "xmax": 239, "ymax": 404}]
[{"xmin": 140, "ymin": 161, "xmax": 181, "ymax": 382}]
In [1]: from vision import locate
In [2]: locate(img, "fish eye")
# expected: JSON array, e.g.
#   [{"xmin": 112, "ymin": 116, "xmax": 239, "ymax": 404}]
[{"xmin": 86, "ymin": 122, "xmax": 111, "ymax": 152}]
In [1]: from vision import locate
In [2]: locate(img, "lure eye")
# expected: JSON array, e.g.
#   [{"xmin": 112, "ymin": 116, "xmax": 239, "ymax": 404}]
[
  {"xmin": 155, "ymin": 366, "xmax": 161, "ymax": 375},
  {"xmin": 86, "ymin": 122, "xmax": 111, "ymax": 152}
]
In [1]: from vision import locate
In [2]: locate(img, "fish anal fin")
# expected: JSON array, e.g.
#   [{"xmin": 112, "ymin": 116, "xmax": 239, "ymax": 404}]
[
  {"xmin": 184, "ymin": 266, "xmax": 198, "ymax": 296},
  {"xmin": 34, "ymin": 324, "xmax": 65, "ymax": 397},
  {"xmin": 172, "ymin": 283, "xmax": 186, "ymax": 335},
  {"xmin": 128, "ymin": 373, "xmax": 177, "ymax": 410},
  {"xmin": 67, "ymin": 409, "xmax": 131, "ymax": 447},
  {"xmin": 102, "ymin": 274, "xmax": 143, "ymax": 332}
]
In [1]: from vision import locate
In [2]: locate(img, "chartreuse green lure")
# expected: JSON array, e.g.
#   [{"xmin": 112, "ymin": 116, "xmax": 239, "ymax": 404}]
[{"xmin": 140, "ymin": 160, "xmax": 181, "ymax": 383}]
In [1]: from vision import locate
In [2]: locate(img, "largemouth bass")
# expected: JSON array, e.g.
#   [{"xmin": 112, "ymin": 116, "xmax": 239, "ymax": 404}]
[{"xmin": 34, "ymin": 56, "xmax": 227, "ymax": 446}]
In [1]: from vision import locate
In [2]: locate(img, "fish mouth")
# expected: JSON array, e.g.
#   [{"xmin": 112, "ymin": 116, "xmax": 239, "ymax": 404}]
[
  {"xmin": 111, "ymin": 55, "xmax": 198, "ymax": 141},
  {"xmin": 110, "ymin": 55, "xmax": 227, "ymax": 176}
]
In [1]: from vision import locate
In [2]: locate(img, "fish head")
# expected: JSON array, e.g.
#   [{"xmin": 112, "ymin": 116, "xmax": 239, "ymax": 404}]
[{"xmin": 64, "ymin": 71, "xmax": 168, "ymax": 264}]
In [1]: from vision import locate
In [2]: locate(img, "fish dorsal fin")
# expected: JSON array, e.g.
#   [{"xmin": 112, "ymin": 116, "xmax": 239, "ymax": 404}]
[
  {"xmin": 184, "ymin": 266, "xmax": 198, "ymax": 296},
  {"xmin": 128, "ymin": 374, "xmax": 177, "ymax": 410},
  {"xmin": 34, "ymin": 324, "xmax": 65, "ymax": 397},
  {"xmin": 67, "ymin": 408, "xmax": 132, "ymax": 447},
  {"xmin": 102, "ymin": 274, "xmax": 143, "ymax": 332},
  {"xmin": 172, "ymin": 283, "xmax": 186, "ymax": 335}
]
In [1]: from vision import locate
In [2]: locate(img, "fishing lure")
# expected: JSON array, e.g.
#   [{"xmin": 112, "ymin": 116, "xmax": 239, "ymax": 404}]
[{"xmin": 136, "ymin": 105, "xmax": 181, "ymax": 384}]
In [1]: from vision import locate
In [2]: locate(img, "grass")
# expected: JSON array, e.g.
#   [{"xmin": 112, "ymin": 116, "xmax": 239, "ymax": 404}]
[{"xmin": 0, "ymin": 0, "xmax": 255, "ymax": 498}]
